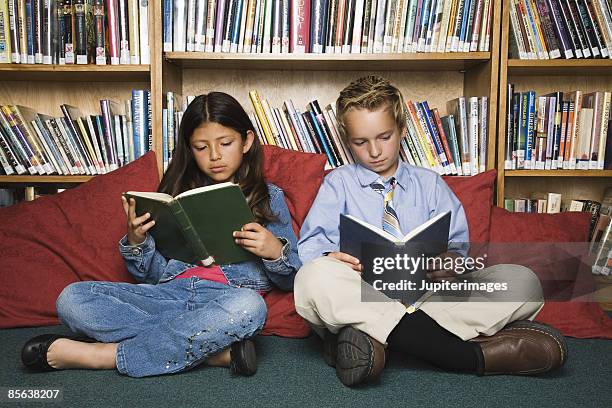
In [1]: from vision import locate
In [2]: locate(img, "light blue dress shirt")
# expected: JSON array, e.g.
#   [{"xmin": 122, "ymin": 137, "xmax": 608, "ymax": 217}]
[{"xmin": 298, "ymin": 161, "xmax": 470, "ymax": 263}]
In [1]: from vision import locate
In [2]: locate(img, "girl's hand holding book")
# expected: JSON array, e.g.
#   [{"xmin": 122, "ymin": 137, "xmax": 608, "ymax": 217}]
[
  {"xmin": 121, "ymin": 196, "xmax": 156, "ymax": 246},
  {"xmin": 233, "ymin": 223, "xmax": 283, "ymax": 261}
]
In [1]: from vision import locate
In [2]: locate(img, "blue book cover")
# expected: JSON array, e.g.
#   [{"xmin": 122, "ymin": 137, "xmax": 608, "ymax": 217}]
[
  {"xmin": 231, "ymin": 0, "xmax": 244, "ymax": 47},
  {"xmin": 458, "ymin": 0, "xmax": 472, "ymax": 44},
  {"xmin": 162, "ymin": 108, "xmax": 168, "ymax": 170},
  {"xmin": 25, "ymin": 0, "xmax": 35, "ymax": 60},
  {"xmin": 163, "ymin": 0, "xmax": 173, "ymax": 49},
  {"xmin": 420, "ymin": 101, "xmax": 449, "ymax": 169},
  {"xmin": 526, "ymin": 90, "xmax": 536, "ymax": 164},
  {"xmin": 307, "ymin": 109, "xmax": 336, "ymax": 167}
]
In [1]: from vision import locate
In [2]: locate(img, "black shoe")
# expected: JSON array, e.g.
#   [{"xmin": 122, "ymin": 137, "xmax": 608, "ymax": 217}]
[
  {"xmin": 323, "ymin": 331, "xmax": 338, "ymax": 367},
  {"xmin": 21, "ymin": 334, "xmax": 93, "ymax": 372},
  {"xmin": 229, "ymin": 339, "xmax": 257, "ymax": 376},
  {"xmin": 335, "ymin": 327, "xmax": 386, "ymax": 387}
]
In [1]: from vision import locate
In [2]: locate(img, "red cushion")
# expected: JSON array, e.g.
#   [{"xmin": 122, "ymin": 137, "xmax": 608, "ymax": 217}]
[
  {"xmin": 489, "ymin": 207, "xmax": 612, "ymax": 339},
  {"xmin": 262, "ymin": 145, "xmax": 328, "ymax": 236},
  {"xmin": 260, "ymin": 146, "xmax": 327, "ymax": 337},
  {"xmin": 443, "ymin": 169, "xmax": 496, "ymax": 243},
  {"xmin": 0, "ymin": 152, "xmax": 159, "ymax": 329}
]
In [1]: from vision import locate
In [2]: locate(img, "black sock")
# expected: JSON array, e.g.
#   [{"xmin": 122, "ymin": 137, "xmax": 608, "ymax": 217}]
[{"xmin": 387, "ymin": 310, "xmax": 484, "ymax": 373}]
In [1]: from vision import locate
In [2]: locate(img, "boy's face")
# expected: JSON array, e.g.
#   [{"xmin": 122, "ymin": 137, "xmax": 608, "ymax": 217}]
[{"xmin": 344, "ymin": 107, "xmax": 403, "ymax": 179}]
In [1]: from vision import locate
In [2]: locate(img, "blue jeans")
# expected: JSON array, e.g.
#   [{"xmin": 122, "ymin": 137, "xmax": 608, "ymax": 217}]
[{"xmin": 56, "ymin": 278, "xmax": 267, "ymax": 377}]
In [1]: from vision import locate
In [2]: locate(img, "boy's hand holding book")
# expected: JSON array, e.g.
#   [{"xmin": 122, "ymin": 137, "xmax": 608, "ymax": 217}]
[
  {"xmin": 233, "ymin": 223, "xmax": 283, "ymax": 261},
  {"xmin": 425, "ymin": 251, "xmax": 462, "ymax": 281},
  {"xmin": 122, "ymin": 196, "xmax": 156, "ymax": 246},
  {"xmin": 325, "ymin": 252, "xmax": 363, "ymax": 273}
]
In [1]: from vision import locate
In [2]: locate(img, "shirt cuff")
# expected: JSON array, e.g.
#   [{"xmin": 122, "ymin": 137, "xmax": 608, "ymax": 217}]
[
  {"xmin": 262, "ymin": 237, "xmax": 292, "ymax": 272},
  {"xmin": 119, "ymin": 234, "xmax": 155, "ymax": 258}
]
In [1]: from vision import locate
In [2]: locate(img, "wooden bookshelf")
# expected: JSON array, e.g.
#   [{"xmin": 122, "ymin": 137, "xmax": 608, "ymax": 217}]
[
  {"xmin": 497, "ymin": 0, "xmax": 612, "ymax": 207},
  {"xmin": 0, "ymin": 6, "xmax": 158, "ymax": 185},
  {"xmin": 158, "ymin": 1, "xmax": 502, "ymax": 175}
]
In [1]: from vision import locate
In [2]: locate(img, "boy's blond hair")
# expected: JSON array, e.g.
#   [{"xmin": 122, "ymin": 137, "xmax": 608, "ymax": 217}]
[{"xmin": 335, "ymin": 75, "xmax": 405, "ymax": 141}]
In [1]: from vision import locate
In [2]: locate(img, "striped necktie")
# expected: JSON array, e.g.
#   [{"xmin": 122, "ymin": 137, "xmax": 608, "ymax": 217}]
[{"xmin": 371, "ymin": 177, "xmax": 403, "ymax": 239}]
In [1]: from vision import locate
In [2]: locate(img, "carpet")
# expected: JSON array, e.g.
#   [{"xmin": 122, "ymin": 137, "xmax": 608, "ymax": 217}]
[{"xmin": 1, "ymin": 325, "xmax": 610, "ymax": 408}]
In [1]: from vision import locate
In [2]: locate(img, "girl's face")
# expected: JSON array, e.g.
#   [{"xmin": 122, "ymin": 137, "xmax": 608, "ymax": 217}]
[{"xmin": 190, "ymin": 122, "xmax": 254, "ymax": 183}]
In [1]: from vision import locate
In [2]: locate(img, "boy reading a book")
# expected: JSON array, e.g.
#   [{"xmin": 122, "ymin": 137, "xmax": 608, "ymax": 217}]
[{"xmin": 296, "ymin": 76, "xmax": 566, "ymax": 387}]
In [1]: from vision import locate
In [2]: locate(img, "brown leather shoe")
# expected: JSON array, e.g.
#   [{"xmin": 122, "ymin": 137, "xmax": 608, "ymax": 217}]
[
  {"xmin": 335, "ymin": 327, "xmax": 385, "ymax": 387},
  {"xmin": 471, "ymin": 320, "xmax": 567, "ymax": 375}
]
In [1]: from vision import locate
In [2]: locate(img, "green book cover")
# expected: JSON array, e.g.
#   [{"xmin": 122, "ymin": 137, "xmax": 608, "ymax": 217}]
[{"xmin": 125, "ymin": 182, "xmax": 256, "ymax": 265}]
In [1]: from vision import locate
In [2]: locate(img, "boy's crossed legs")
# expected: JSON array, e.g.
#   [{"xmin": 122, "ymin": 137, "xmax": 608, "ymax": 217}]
[{"xmin": 294, "ymin": 256, "xmax": 566, "ymax": 386}]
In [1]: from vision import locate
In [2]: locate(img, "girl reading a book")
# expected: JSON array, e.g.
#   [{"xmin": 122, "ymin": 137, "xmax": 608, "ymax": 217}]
[{"xmin": 21, "ymin": 92, "xmax": 301, "ymax": 378}]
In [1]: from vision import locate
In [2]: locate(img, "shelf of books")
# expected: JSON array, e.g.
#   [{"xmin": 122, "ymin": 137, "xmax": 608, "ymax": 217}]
[
  {"xmin": 497, "ymin": 0, "xmax": 612, "ymax": 216},
  {"xmin": 0, "ymin": 0, "xmax": 158, "ymax": 190},
  {"xmin": 157, "ymin": 0, "xmax": 501, "ymax": 176}
]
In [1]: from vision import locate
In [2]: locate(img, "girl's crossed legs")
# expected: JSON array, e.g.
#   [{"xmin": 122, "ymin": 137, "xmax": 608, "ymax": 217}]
[{"xmin": 50, "ymin": 277, "xmax": 266, "ymax": 377}]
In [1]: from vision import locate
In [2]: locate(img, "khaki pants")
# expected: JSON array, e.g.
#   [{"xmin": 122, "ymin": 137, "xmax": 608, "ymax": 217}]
[{"xmin": 294, "ymin": 257, "xmax": 544, "ymax": 343}]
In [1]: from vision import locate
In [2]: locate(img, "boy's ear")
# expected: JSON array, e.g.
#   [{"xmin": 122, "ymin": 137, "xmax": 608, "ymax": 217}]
[{"xmin": 243, "ymin": 130, "xmax": 255, "ymax": 154}]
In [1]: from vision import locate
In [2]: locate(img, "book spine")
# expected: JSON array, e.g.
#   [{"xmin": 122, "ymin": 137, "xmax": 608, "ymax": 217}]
[
  {"xmin": 1, "ymin": 105, "xmax": 43, "ymax": 172},
  {"xmin": 34, "ymin": 0, "xmax": 42, "ymax": 62},
  {"xmin": 479, "ymin": 96, "xmax": 487, "ymax": 172},
  {"xmin": 535, "ymin": 0, "xmax": 563, "ymax": 58},
  {"xmin": 128, "ymin": 0, "xmax": 140, "ymax": 63},
  {"xmin": 575, "ymin": 0, "xmax": 600, "ymax": 56},
  {"xmin": 186, "ymin": 0, "xmax": 197, "ymax": 51},
  {"xmin": 163, "ymin": 0, "xmax": 172, "ymax": 51},
  {"xmin": 545, "ymin": 0, "xmax": 574, "ymax": 57},
  {"xmin": 352, "ymin": 0, "xmax": 365, "ymax": 53},
  {"xmin": 311, "ymin": 100, "xmax": 342, "ymax": 165},
  {"xmin": 0, "ymin": 109, "xmax": 37, "ymax": 173},
  {"xmin": 270, "ymin": 0, "xmax": 280, "ymax": 53},
  {"xmin": 205, "ymin": 0, "xmax": 216, "ymax": 52},
  {"xmin": 566, "ymin": 0, "xmax": 592, "ymax": 57},
  {"xmin": 170, "ymin": 200, "xmax": 212, "ymax": 265},
  {"xmin": 598, "ymin": 92, "xmax": 610, "ymax": 169},
  {"xmin": 138, "ymin": 0, "xmax": 149, "ymax": 63},
  {"xmin": 0, "ymin": 125, "xmax": 25, "ymax": 173},
  {"xmin": 593, "ymin": 0, "xmax": 612, "ymax": 55},
  {"xmin": 585, "ymin": 0, "xmax": 608, "ymax": 57},
  {"xmin": 262, "ymin": 0, "xmax": 273, "ymax": 53},
  {"xmin": 505, "ymin": 84, "xmax": 515, "ymax": 169},
  {"xmin": 432, "ymin": 107, "xmax": 457, "ymax": 174}
]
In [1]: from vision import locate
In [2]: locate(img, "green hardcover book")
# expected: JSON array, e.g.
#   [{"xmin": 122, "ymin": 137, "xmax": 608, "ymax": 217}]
[{"xmin": 124, "ymin": 182, "xmax": 256, "ymax": 266}]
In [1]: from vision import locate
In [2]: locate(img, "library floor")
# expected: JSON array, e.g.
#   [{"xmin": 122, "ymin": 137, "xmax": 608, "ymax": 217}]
[{"xmin": 1, "ymin": 323, "xmax": 610, "ymax": 407}]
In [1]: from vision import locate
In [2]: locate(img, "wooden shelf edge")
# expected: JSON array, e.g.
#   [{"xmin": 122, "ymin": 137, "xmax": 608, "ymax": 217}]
[
  {"xmin": 0, "ymin": 64, "xmax": 151, "ymax": 81},
  {"xmin": 0, "ymin": 176, "xmax": 94, "ymax": 184},
  {"xmin": 165, "ymin": 52, "xmax": 491, "ymax": 71},
  {"xmin": 504, "ymin": 170, "xmax": 612, "ymax": 177},
  {"xmin": 506, "ymin": 59, "xmax": 612, "ymax": 75},
  {"xmin": 0, "ymin": 64, "xmax": 150, "ymax": 72}
]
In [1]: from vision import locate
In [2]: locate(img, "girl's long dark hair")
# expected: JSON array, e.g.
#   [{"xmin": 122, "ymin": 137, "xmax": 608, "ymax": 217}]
[{"xmin": 158, "ymin": 92, "xmax": 275, "ymax": 224}]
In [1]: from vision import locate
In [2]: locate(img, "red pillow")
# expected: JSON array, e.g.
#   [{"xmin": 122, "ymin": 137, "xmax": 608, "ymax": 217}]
[
  {"xmin": 262, "ymin": 145, "xmax": 328, "ymax": 236},
  {"xmin": 489, "ymin": 207, "xmax": 612, "ymax": 339},
  {"xmin": 0, "ymin": 152, "xmax": 160, "ymax": 329},
  {"xmin": 260, "ymin": 146, "xmax": 327, "ymax": 338},
  {"xmin": 443, "ymin": 169, "xmax": 496, "ymax": 244}
]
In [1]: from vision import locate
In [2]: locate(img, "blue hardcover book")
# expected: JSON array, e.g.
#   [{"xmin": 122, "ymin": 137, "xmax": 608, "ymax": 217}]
[
  {"xmin": 307, "ymin": 109, "xmax": 336, "ymax": 167},
  {"xmin": 420, "ymin": 101, "xmax": 449, "ymax": 170},
  {"xmin": 25, "ymin": 0, "xmax": 35, "ymax": 62},
  {"xmin": 526, "ymin": 91, "xmax": 536, "ymax": 166},
  {"xmin": 163, "ymin": 0, "xmax": 173, "ymax": 51},
  {"xmin": 309, "ymin": 0, "xmax": 328, "ymax": 53},
  {"xmin": 458, "ymin": 0, "xmax": 472, "ymax": 46},
  {"xmin": 231, "ymin": 0, "xmax": 244, "ymax": 49},
  {"xmin": 131, "ymin": 90, "xmax": 146, "ymax": 159},
  {"xmin": 162, "ymin": 108, "xmax": 168, "ymax": 171}
]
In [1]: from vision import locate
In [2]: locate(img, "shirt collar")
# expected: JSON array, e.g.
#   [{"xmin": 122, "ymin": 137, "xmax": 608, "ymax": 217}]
[{"xmin": 354, "ymin": 161, "xmax": 408, "ymax": 191}]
